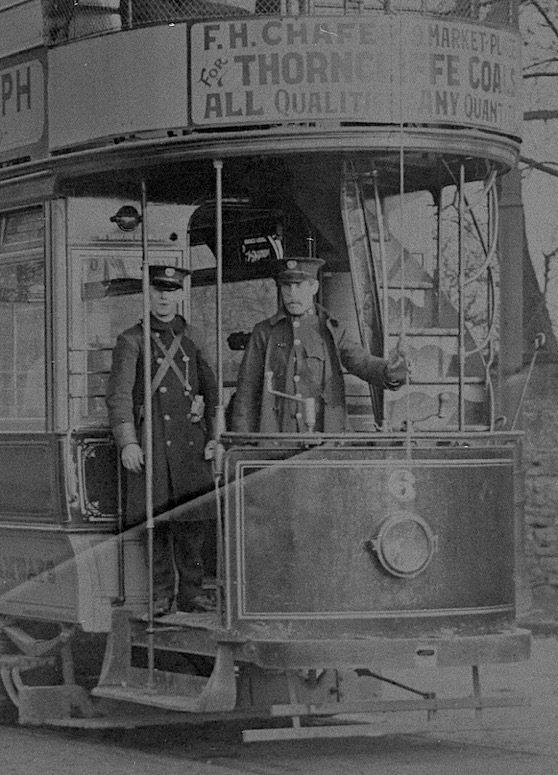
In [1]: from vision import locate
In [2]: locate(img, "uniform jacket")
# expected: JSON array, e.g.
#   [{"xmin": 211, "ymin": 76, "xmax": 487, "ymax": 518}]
[
  {"xmin": 106, "ymin": 314, "xmax": 218, "ymax": 523},
  {"xmin": 231, "ymin": 305, "xmax": 392, "ymax": 433}
]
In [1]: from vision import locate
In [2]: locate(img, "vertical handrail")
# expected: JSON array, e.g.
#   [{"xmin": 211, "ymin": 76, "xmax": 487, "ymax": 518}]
[
  {"xmin": 434, "ymin": 188, "xmax": 442, "ymax": 328},
  {"xmin": 458, "ymin": 164, "xmax": 465, "ymax": 431},
  {"xmin": 213, "ymin": 160, "xmax": 226, "ymax": 622},
  {"xmin": 371, "ymin": 170, "xmax": 390, "ymax": 359},
  {"xmin": 140, "ymin": 180, "xmax": 156, "ymax": 690},
  {"xmin": 340, "ymin": 166, "xmax": 384, "ymax": 427},
  {"xmin": 213, "ymin": 160, "xmax": 226, "ymax": 440},
  {"xmin": 486, "ymin": 182, "xmax": 496, "ymax": 431},
  {"xmin": 116, "ymin": 456, "xmax": 125, "ymax": 604}
]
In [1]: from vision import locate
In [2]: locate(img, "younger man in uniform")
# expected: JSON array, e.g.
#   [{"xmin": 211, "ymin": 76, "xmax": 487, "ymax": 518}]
[{"xmin": 106, "ymin": 265, "xmax": 217, "ymax": 614}]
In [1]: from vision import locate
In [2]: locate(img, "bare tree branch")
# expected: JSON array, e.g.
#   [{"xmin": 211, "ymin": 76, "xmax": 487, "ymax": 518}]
[
  {"xmin": 524, "ymin": 71, "xmax": 558, "ymax": 78},
  {"xmin": 524, "ymin": 0, "xmax": 558, "ymax": 41},
  {"xmin": 520, "ymin": 155, "xmax": 558, "ymax": 177},
  {"xmin": 524, "ymin": 57, "xmax": 558, "ymax": 71},
  {"xmin": 524, "ymin": 57, "xmax": 558, "ymax": 70}
]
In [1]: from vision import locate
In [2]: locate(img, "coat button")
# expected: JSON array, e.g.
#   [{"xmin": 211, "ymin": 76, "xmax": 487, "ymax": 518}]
[
  {"xmin": 296, "ymin": 412, "xmax": 302, "ymax": 420},
  {"xmin": 294, "ymin": 339, "xmax": 301, "ymax": 346},
  {"xmin": 156, "ymin": 357, "xmax": 163, "ymax": 364},
  {"xmin": 189, "ymin": 441, "xmax": 194, "ymax": 446},
  {"xmin": 293, "ymin": 375, "xmax": 300, "ymax": 382},
  {"xmin": 166, "ymin": 440, "xmax": 171, "ymax": 446},
  {"xmin": 160, "ymin": 386, "xmax": 167, "ymax": 393},
  {"xmin": 292, "ymin": 320, "xmax": 300, "ymax": 328},
  {"xmin": 164, "ymin": 414, "xmax": 171, "ymax": 421}
]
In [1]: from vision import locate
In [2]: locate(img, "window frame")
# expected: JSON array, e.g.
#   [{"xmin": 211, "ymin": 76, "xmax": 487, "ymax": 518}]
[
  {"xmin": 0, "ymin": 205, "xmax": 46, "ymax": 432},
  {"xmin": 69, "ymin": 243, "xmax": 187, "ymax": 428}
]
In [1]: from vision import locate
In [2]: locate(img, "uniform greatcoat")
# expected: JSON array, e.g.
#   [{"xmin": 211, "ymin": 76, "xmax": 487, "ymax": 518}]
[
  {"xmin": 231, "ymin": 305, "xmax": 394, "ymax": 433},
  {"xmin": 106, "ymin": 314, "xmax": 218, "ymax": 522},
  {"xmin": 106, "ymin": 314, "xmax": 218, "ymax": 609}
]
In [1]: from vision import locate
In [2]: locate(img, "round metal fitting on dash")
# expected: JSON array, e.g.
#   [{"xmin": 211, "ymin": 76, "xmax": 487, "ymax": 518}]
[{"xmin": 369, "ymin": 511, "xmax": 437, "ymax": 579}]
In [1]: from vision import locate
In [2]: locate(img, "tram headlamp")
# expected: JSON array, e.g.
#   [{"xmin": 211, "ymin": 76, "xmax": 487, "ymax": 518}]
[
  {"xmin": 368, "ymin": 512, "xmax": 436, "ymax": 578},
  {"xmin": 110, "ymin": 205, "xmax": 142, "ymax": 231}
]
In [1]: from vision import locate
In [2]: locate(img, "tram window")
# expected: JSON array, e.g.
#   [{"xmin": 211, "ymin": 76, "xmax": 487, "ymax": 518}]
[
  {"xmin": 83, "ymin": 283, "xmax": 142, "ymax": 421},
  {"xmin": 0, "ymin": 207, "xmax": 45, "ymax": 431},
  {"xmin": 74, "ymin": 249, "xmax": 183, "ymax": 422},
  {"xmin": 190, "ymin": 277, "xmax": 277, "ymax": 393},
  {"xmin": 74, "ymin": 250, "xmax": 276, "ymax": 422},
  {"xmin": 378, "ymin": 192, "xmax": 441, "ymax": 332},
  {"xmin": 381, "ymin": 185, "xmax": 495, "ymax": 344}
]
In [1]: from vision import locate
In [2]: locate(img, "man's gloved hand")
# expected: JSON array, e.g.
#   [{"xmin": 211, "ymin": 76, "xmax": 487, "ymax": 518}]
[
  {"xmin": 384, "ymin": 347, "xmax": 410, "ymax": 387},
  {"xmin": 204, "ymin": 440, "xmax": 217, "ymax": 461},
  {"xmin": 121, "ymin": 443, "xmax": 144, "ymax": 473}
]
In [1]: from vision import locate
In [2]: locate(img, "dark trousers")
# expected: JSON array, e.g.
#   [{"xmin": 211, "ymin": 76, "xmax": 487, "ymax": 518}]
[{"xmin": 150, "ymin": 520, "xmax": 206, "ymax": 609}]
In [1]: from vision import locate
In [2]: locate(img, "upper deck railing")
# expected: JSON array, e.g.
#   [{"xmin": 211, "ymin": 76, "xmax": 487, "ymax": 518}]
[{"xmin": 44, "ymin": 0, "xmax": 518, "ymax": 47}]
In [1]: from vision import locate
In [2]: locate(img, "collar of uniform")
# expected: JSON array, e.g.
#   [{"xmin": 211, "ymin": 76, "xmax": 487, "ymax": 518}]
[
  {"xmin": 149, "ymin": 314, "xmax": 185, "ymax": 333},
  {"xmin": 291, "ymin": 308, "xmax": 316, "ymax": 321},
  {"xmin": 268, "ymin": 308, "xmax": 290, "ymax": 327},
  {"xmin": 268, "ymin": 304, "xmax": 337, "ymax": 328}
]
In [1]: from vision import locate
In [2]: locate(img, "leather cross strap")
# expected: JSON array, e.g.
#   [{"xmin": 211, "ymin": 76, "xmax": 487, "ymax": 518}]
[{"xmin": 150, "ymin": 332, "xmax": 192, "ymax": 394}]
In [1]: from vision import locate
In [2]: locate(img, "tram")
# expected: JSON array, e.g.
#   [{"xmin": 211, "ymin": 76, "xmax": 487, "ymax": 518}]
[{"xmin": 0, "ymin": 0, "xmax": 530, "ymax": 741}]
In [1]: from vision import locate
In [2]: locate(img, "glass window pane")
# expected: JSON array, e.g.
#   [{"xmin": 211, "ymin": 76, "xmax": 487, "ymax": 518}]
[
  {"xmin": 75, "ymin": 248, "xmax": 184, "ymax": 422},
  {"xmin": 0, "ymin": 207, "xmax": 45, "ymax": 430},
  {"xmin": 191, "ymin": 277, "xmax": 277, "ymax": 386}
]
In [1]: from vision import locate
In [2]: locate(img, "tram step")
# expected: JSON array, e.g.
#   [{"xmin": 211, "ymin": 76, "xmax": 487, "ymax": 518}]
[
  {"xmin": 136, "ymin": 611, "xmax": 221, "ymax": 629},
  {"xmin": 92, "ymin": 670, "xmax": 213, "ymax": 712},
  {"xmin": 94, "ymin": 609, "xmax": 237, "ymax": 713}
]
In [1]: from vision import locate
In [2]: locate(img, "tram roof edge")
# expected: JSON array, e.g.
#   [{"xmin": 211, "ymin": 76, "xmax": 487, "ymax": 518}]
[
  {"xmin": 0, "ymin": 125, "xmax": 521, "ymax": 196},
  {"xmin": 0, "ymin": 169, "xmax": 55, "ymax": 210}
]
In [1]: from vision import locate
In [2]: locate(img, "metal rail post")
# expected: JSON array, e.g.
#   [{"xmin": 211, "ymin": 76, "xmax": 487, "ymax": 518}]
[
  {"xmin": 458, "ymin": 164, "xmax": 466, "ymax": 430},
  {"xmin": 213, "ymin": 160, "xmax": 226, "ymax": 439},
  {"xmin": 212, "ymin": 160, "xmax": 226, "ymax": 621},
  {"xmin": 140, "ymin": 180, "xmax": 156, "ymax": 689}
]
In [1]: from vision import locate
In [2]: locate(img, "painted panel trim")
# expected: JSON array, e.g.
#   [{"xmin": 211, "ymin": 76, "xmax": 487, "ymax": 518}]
[
  {"xmin": 233, "ymin": 456, "xmax": 513, "ymax": 620},
  {"xmin": 0, "ymin": 0, "xmax": 43, "ymax": 59},
  {"xmin": 48, "ymin": 25, "xmax": 189, "ymax": 151}
]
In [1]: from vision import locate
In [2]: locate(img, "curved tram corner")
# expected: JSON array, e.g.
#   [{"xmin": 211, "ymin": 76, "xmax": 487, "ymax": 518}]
[{"xmin": 0, "ymin": 0, "xmax": 531, "ymax": 741}]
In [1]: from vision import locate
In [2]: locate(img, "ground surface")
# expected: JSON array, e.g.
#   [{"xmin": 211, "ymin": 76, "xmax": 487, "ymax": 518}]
[{"xmin": 2, "ymin": 635, "xmax": 558, "ymax": 775}]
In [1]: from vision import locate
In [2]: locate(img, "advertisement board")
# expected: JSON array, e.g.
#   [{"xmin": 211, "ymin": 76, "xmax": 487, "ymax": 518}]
[
  {"xmin": 191, "ymin": 16, "xmax": 521, "ymax": 137},
  {"xmin": 0, "ymin": 55, "xmax": 45, "ymax": 159}
]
